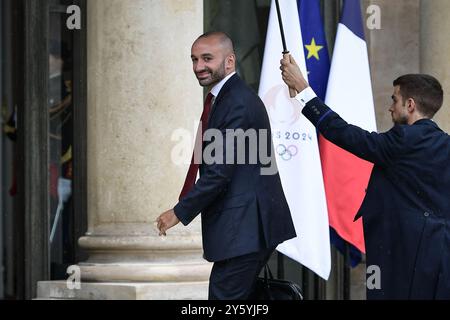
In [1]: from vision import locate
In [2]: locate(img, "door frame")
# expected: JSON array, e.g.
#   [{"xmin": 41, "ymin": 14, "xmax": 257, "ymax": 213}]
[
  {"xmin": 22, "ymin": 0, "xmax": 50, "ymax": 299},
  {"xmin": 21, "ymin": 0, "xmax": 87, "ymax": 299}
]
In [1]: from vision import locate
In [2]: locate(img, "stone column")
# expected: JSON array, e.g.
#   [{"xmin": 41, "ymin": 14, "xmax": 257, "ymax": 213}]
[
  {"xmin": 364, "ymin": 0, "xmax": 420, "ymax": 133},
  {"xmin": 420, "ymin": 0, "xmax": 450, "ymax": 132},
  {"xmin": 38, "ymin": 0, "xmax": 211, "ymax": 300}
]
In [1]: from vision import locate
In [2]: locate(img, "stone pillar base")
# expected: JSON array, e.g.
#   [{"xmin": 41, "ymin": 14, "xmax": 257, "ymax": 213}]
[{"xmin": 36, "ymin": 281, "xmax": 209, "ymax": 300}]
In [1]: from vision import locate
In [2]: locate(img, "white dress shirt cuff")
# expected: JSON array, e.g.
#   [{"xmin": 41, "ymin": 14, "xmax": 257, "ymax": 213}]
[{"xmin": 294, "ymin": 86, "xmax": 317, "ymax": 110}]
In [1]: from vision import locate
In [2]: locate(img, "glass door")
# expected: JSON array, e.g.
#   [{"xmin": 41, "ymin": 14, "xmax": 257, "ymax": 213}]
[
  {"xmin": 48, "ymin": 0, "xmax": 75, "ymax": 280},
  {"xmin": 48, "ymin": 0, "xmax": 87, "ymax": 281}
]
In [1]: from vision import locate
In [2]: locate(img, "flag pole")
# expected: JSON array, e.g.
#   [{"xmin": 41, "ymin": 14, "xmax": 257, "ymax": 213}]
[
  {"xmin": 275, "ymin": 0, "xmax": 297, "ymax": 97},
  {"xmin": 275, "ymin": 0, "xmax": 288, "ymax": 54}
]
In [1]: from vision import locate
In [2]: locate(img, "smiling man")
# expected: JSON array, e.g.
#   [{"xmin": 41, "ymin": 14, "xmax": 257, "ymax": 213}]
[
  {"xmin": 156, "ymin": 32, "xmax": 295, "ymax": 300},
  {"xmin": 280, "ymin": 55, "xmax": 450, "ymax": 300},
  {"xmin": 191, "ymin": 32, "xmax": 234, "ymax": 87}
]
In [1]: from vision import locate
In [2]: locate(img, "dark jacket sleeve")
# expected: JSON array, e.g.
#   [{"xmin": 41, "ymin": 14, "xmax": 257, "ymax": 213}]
[
  {"xmin": 173, "ymin": 102, "xmax": 248, "ymax": 226},
  {"xmin": 302, "ymin": 97, "xmax": 406, "ymax": 166}
]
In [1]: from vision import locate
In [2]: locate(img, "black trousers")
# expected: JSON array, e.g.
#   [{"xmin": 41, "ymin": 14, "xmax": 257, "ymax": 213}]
[{"xmin": 208, "ymin": 246, "xmax": 275, "ymax": 300}]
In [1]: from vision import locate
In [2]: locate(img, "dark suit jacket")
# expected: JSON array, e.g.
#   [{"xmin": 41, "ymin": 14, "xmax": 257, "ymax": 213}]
[
  {"xmin": 174, "ymin": 74, "xmax": 296, "ymax": 262},
  {"xmin": 303, "ymin": 97, "xmax": 450, "ymax": 299}
]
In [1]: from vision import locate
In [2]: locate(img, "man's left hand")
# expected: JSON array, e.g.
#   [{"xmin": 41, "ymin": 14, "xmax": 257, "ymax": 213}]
[{"xmin": 156, "ymin": 209, "xmax": 180, "ymax": 236}]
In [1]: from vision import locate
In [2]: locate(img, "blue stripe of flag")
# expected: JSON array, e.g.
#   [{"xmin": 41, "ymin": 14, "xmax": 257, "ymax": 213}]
[
  {"xmin": 298, "ymin": 0, "xmax": 330, "ymax": 101},
  {"xmin": 341, "ymin": 0, "xmax": 365, "ymax": 40}
]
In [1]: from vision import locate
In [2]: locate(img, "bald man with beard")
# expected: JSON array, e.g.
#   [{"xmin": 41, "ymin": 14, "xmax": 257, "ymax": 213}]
[{"xmin": 157, "ymin": 32, "xmax": 296, "ymax": 300}]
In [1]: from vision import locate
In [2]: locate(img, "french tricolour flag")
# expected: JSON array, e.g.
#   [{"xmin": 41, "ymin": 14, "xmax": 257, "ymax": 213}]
[{"xmin": 321, "ymin": 0, "xmax": 377, "ymax": 253}]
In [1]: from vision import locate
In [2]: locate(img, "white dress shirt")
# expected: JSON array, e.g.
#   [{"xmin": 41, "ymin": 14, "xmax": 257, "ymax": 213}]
[
  {"xmin": 293, "ymin": 86, "xmax": 317, "ymax": 110},
  {"xmin": 210, "ymin": 71, "xmax": 236, "ymax": 105}
]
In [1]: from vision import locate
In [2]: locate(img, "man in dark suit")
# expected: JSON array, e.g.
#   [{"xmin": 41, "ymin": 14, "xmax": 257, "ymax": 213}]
[
  {"xmin": 280, "ymin": 55, "xmax": 450, "ymax": 299},
  {"xmin": 157, "ymin": 32, "xmax": 296, "ymax": 300}
]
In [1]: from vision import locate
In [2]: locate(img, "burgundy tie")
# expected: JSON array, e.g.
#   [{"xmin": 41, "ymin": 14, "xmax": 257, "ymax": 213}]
[{"xmin": 179, "ymin": 92, "xmax": 214, "ymax": 200}]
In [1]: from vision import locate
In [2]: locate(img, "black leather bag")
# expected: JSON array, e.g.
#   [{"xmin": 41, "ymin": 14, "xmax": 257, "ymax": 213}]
[{"xmin": 252, "ymin": 265, "xmax": 303, "ymax": 300}]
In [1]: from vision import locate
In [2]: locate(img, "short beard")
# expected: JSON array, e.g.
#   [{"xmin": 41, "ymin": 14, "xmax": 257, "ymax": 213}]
[
  {"xmin": 198, "ymin": 60, "xmax": 227, "ymax": 87},
  {"xmin": 393, "ymin": 114, "xmax": 408, "ymax": 125}
]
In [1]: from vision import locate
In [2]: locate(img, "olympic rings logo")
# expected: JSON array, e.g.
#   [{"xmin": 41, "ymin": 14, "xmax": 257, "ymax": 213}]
[{"xmin": 276, "ymin": 144, "xmax": 298, "ymax": 161}]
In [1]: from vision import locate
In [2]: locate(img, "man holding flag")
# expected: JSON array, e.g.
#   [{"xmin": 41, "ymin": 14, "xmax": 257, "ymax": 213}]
[
  {"xmin": 260, "ymin": 0, "xmax": 367, "ymax": 282},
  {"xmin": 280, "ymin": 53, "xmax": 450, "ymax": 299}
]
